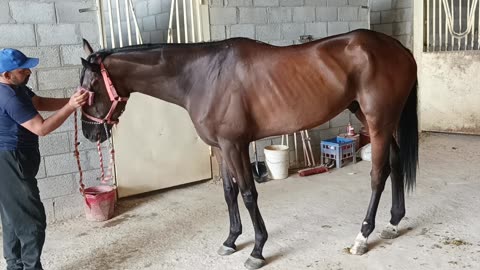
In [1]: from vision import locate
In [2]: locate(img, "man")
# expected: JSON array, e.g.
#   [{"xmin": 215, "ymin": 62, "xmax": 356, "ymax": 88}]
[{"xmin": 0, "ymin": 48, "xmax": 89, "ymax": 270}]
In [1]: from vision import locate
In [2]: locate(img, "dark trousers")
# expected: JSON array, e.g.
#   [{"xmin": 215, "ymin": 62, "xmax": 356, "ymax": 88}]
[{"xmin": 0, "ymin": 149, "xmax": 46, "ymax": 270}]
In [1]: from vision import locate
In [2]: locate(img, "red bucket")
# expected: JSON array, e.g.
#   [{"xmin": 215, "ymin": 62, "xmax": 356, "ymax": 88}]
[{"xmin": 84, "ymin": 185, "xmax": 116, "ymax": 221}]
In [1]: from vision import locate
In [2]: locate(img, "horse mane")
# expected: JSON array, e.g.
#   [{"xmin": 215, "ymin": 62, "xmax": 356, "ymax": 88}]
[{"xmin": 87, "ymin": 38, "xmax": 254, "ymax": 63}]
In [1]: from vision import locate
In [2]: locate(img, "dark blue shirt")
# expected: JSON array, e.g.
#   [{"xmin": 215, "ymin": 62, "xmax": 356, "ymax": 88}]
[{"xmin": 0, "ymin": 83, "xmax": 39, "ymax": 150}]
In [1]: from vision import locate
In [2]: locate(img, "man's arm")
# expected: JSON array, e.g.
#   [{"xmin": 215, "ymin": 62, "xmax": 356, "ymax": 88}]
[
  {"xmin": 22, "ymin": 91, "xmax": 89, "ymax": 136},
  {"xmin": 32, "ymin": 96, "xmax": 70, "ymax": 111}
]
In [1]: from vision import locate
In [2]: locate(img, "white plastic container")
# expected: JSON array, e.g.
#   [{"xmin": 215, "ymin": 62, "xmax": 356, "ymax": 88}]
[{"xmin": 264, "ymin": 145, "xmax": 289, "ymax": 179}]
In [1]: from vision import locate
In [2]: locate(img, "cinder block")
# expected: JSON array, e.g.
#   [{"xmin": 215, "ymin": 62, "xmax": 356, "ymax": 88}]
[
  {"xmin": 37, "ymin": 24, "xmax": 80, "ymax": 46},
  {"xmin": 37, "ymin": 157, "xmax": 46, "ymax": 179},
  {"xmin": 39, "ymin": 132, "xmax": 70, "ymax": 156},
  {"xmin": 227, "ymin": 0, "xmax": 253, "ymax": 6},
  {"xmin": 319, "ymin": 128, "xmax": 339, "ymax": 140},
  {"xmin": 0, "ymin": 24, "xmax": 36, "ymax": 47},
  {"xmin": 306, "ymin": 0, "xmax": 327, "ymax": 6},
  {"xmin": 268, "ymin": 7, "xmax": 292, "ymax": 23},
  {"xmin": 44, "ymin": 152, "xmax": 83, "ymax": 177},
  {"xmin": 293, "ymin": 7, "xmax": 316, "ymax": 22},
  {"xmin": 373, "ymin": 23, "xmax": 393, "ymax": 35},
  {"xmin": 10, "ymin": 1, "xmax": 55, "ymax": 24},
  {"xmin": 338, "ymin": 7, "xmax": 358, "ymax": 21},
  {"xmin": 395, "ymin": 8, "xmax": 412, "ymax": 22},
  {"xmin": 239, "ymin": 8, "xmax": 267, "ymax": 24},
  {"xmin": 56, "ymin": 1, "xmax": 96, "ymax": 23},
  {"xmin": 209, "ymin": 0, "xmax": 225, "ymax": 6},
  {"xmin": 60, "ymin": 45, "xmax": 84, "ymax": 66},
  {"xmin": 143, "ymin": 15, "xmax": 157, "ymax": 31},
  {"xmin": 269, "ymin": 40, "xmax": 294, "ymax": 46},
  {"xmin": 280, "ymin": 0, "xmax": 304, "ymax": 6},
  {"xmin": 358, "ymin": 6, "xmax": 369, "ymax": 20},
  {"xmin": 211, "ymin": 25, "xmax": 227, "ymax": 40},
  {"xmin": 133, "ymin": 1, "xmax": 148, "ymax": 17},
  {"xmin": 148, "ymin": 0, "xmax": 162, "ymax": 15},
  {"xmin": 316, "ymin": 7, "xmax": 338, "ymax": 21},
  {"xmin": 305, "ymin": 22, "xmax": 327, "ymax": 38},
  {"xmin": 370, "ymin": 11, "xmax": 381, "ymax": 24},
  {"xmin": 34, "ymin": 90, "xmax": 65, "ymax": 99},
  {"xmin": 282, "ymin": 23, "xmax": 305, "ymax": 39},
  {"xmin": 256, "ymin": 24, "xmax": 281, "ymax": 40},
  {"xmin": 348, "ymin": 0, "xmax": 368, "ymax": 6},
  {"xmin": 150, "ymin": 30, "xmax": 165, "ymax": 43},
  {"xmin": 327, "ymin": 0, "xmax": 348, "ymax": 6},
  {"xmin": 381, "ymin": 10, "xmax": 395, "ymax": 23},
  {"xmin": 396, "ymin": 34, "xmax": 412, "ymax": 49},
  {"xmin": 79, "ymin": 23, "xmax": 99, "ymax": 44},
  {"xmin": 329, "ymin": 110, "xmax": 350, "ymax": 127},
  {"xmin": 327, "ymin": 21, "xmax": 349, "ymax": 35},
  {"xmin": 38, "ymin": 174, "xmax": 76, "ymax": 200},
  {"xmin": 254, "ymin": 0, "xmax": 279, "ymax": 6},
  {"xmin": 0, "ymin": 1, "xmax": 12, "ymax": 23},
  {"xmin": 349, "ymin": 21, "xmax": 369, "ymax": 31},
  {"xmin": 53, "ymin": 193, "xmax": 84, "ymax": 221},
  {"xmin": 230, "ymin": 24, "xmax": 256, "ymax": 38},
  {"xmin": 18, "ymin": 47, "xmax": 61, "ymax": 69},
  {"xmin": 156, "ymin": 13, "xmax": 170, "ymax": 30},
  {"xmin": 371, "ymin": 0, "xmax": 392, "ymax": 11},
  {"xmin": 210, "ymin": 8, "xmax": 237, "ymax": 25},
  {"xmin": 162, "ymin": 0, "xmax": 173, "ymax": 10},
  {"xmin": 37, "ymin": 68, "xmax": 80, "ymax": 91},
  {"xmin": 42, "ymin": 199, "xmax": 55, "ymax": 224},
  {"xmin": 395, "ymin": 0, "xmax": 412, "ymax": 8}
]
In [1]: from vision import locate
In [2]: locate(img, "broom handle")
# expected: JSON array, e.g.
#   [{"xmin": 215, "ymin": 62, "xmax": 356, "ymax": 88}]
[
  {"xmin": 305, "ymin": 130, "xmax": 315, "ymax": 165},
  {"xmin": 300, "ymin": 131, "xmax": 311, "ymax": 166}
]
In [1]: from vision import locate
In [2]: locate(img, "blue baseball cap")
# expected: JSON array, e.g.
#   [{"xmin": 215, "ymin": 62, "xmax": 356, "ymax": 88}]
[{"xmin": 0, "ymin": 48, "xmax": 39, "ymax": 73}]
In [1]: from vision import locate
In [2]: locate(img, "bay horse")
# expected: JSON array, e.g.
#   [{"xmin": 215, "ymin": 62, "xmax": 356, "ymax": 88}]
[{"xmin": 79, "ymin": 29, "xmax": 418, "ymax": 269}]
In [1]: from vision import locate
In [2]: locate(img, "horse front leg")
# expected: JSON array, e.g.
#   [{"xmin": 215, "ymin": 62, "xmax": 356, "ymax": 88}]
[
  {"xmin": 380, "ymin": 139, "xmax": 405, "ymax": 239},
  {"xmin": 350, "ymin": 130, "xmax": 391, "ymax": 255},
  {"xmin": 216, "ymin": 149, "xmax": 242, "ymax": 256},
  {"xmin": 219, "ymin": 141, "xmax": 268, "ymax": 269}
]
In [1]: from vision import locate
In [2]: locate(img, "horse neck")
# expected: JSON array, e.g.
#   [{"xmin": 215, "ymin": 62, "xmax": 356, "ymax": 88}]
[{"xmin": 105, "ymin": 50, "xmax": 195, "ymax": 109}]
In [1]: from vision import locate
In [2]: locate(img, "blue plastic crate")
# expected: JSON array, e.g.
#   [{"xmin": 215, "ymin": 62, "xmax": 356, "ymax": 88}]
[{"xmin": 320, "ymin": 137, "xmax": 356, "ymax": 168}]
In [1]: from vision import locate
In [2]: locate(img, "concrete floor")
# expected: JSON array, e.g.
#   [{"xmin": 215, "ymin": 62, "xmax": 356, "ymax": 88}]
[{"xmin": 1, "ymin": 133, "xmax": 479, "ymax": 270}]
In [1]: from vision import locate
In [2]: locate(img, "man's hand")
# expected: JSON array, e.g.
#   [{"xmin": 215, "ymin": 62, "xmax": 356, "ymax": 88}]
[{"xmin": 69, "ymin": 88, "xmax": 89, "ymax": 109}]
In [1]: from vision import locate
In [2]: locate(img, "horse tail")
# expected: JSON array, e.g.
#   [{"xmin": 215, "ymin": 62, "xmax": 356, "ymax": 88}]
[{"xmin": 398, "ymin": 79, "xmax": 419, "ymax": 192}]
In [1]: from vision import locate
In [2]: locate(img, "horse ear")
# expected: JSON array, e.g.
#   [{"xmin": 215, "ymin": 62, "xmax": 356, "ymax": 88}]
[{"xmin": 83, "ymin": 39, "xmax": 94, "ymax": 55}]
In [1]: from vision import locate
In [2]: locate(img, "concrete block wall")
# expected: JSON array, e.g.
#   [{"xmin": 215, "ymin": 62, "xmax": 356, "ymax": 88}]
[
  {"xmin": 209, "ymin": 0, "xmax": 370, "ymax": 45},
  {"xmin": 0, "ymin": 0, "xmax": 110, "ymax": 223},
  {"xmin": 370, "ymin": 0, "xmax": 413, "ymax": 49}
]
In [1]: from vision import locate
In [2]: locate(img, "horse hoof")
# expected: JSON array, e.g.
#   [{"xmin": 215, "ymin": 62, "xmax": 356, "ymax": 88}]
[
  {"xmin": 380, "ymin": 224, "xmax": 399, "ymax": 239},
  {"xmin": 217, "ymin": 245, "xmax": 236, "ymax": 256},
  {"xmin": 350, "ymin": 243, "xmax": 368, "ymax": 255},
  {"xmin": 244, "ymin": 256, "xmax": 265, "ymax": 269},
  {"xmin": 350, "ymin": 233, "xmax": 368, "ymax": 255}
]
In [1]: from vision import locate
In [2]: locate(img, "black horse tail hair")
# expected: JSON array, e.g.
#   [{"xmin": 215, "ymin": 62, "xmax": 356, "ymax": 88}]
[{"xmin": 398, "ymin": 79, "xmax": 419, "ymax": 192}]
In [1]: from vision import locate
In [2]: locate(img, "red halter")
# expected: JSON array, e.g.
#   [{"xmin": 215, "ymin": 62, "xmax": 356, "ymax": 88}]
[{"xmin": 81, "ymin": 62, "xmax": 128, "ymax": 125}]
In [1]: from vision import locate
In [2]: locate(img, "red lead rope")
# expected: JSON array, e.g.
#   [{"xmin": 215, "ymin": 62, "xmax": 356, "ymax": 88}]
[
  {"xmin": 74, "ymin": 110, "xmax": 115, "ymax": 198},
  {"xmin": 73, "ymin": 110, "xmax": 86, "ymax": 197}
]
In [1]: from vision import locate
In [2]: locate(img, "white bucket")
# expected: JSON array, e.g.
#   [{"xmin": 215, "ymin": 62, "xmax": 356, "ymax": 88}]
[{"xmin": 264, "ymin": 145, "xmax": 289, "ymax": 179}]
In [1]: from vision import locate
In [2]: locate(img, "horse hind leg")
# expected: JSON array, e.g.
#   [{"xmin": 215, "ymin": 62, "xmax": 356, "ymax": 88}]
[
  {"xmin": 218, "ymin": 140, "xmax": 268, "ymax": 269},
  {"xmin": 380, "ymin": 138, "xmax": 405, "ymax": 239},
  {"xmin": 350, "ymin": 127, "xmax": 392, "ymax": 255},
  {"xmin": 213, "ymin": 147, "xmax": 243, "ymax": 256}
]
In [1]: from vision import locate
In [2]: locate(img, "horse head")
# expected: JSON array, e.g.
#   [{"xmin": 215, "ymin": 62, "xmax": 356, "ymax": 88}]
[{"xmin": 80, "ymin": 39, "xmax": 128, "ymax": 143}]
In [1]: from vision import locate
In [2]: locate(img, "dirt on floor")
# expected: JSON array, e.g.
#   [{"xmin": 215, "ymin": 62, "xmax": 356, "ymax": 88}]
[{"xmin": 1, "ymin": 133, "xmax": 480, "ymax": 270}]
